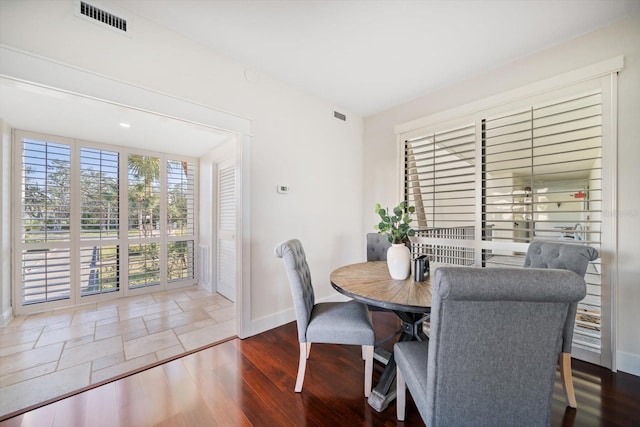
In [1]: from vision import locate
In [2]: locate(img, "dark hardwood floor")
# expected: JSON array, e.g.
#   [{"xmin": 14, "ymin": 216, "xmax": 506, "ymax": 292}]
[{"xmin": 1, "ymin": 311, "xmax": 639, "ymax": 426}]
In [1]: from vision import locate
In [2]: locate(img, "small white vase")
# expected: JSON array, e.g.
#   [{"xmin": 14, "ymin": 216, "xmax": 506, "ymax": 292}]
[{"xmin": 387, "ymin": 243, "xmax": 411, "ymax": 280}]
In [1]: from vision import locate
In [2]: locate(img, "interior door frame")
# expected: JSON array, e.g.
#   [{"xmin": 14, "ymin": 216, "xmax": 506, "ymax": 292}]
[{"xmin": 1, "ymin": 46, "xmax": 253, "ymax": 338}]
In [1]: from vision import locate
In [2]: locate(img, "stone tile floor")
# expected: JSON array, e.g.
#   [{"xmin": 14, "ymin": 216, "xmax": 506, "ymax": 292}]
[{"xmin": 0, "ymin": 285, "xmax": 235, "ymax": 418}]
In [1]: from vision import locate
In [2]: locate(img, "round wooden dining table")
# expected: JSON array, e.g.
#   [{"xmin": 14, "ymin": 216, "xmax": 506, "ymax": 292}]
[
  {"xmin": 330, "ymin": 260, "xmax": 439, "ymax": 412},
  {"xmin": 330, "ymin": 260, "xmax": 434, "ymax": 313}
]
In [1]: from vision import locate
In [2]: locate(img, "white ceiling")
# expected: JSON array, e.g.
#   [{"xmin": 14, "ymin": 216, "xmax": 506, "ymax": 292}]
[
  {"xmin": 0, "ymin": 78, "xmax": 233, "ymax": 157},
  {"xmin": 2, "ymin": 1, "xmax": 637, "ymax": 155},
  {"xmin": 115, "ymin": 0, "xmax": 640, "ymax": 117}
]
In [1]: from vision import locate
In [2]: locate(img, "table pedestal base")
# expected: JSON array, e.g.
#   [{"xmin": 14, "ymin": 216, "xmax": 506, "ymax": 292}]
[{"xmin": 367, "ymin": 311, "xmax": 429, "ymax": 412}]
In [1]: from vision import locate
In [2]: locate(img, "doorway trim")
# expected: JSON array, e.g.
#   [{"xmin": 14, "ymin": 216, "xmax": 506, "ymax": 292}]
[{"xmin": 0, "ymin": 45, "xmax": 252, "ymax": 338}]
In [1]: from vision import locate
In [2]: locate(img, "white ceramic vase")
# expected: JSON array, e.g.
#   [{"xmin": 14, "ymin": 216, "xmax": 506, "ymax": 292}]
[{"xmin": 387, "ymin": 243, "xmax": 411, "ymax": 280}]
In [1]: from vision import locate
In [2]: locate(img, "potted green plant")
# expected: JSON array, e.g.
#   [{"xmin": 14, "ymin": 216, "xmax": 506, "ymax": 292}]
[
  {"xmin": 374, "ymin": 201, "xmax": 416, "ymax": 279},
  {"xmin": 374, "ymin": 201, "xmax": 416, "ymax": 243}
]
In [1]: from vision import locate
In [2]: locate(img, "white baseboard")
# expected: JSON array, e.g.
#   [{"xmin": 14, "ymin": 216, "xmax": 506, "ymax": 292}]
[
  {"xmin": 249, "ymin": 293, "xmax": 350, "ymax": 337},
  {"xmin": 1, "ymin": 306, "xmax": 13, "ymax": 327},
  {"xmin": 573, "ymin": 347, "xmax": 601, "ymax": 366},
  {"xmin": 250, "ymin": 308, "xmax": 296, "ymax": 337},
  {"xmin": 617, "ymin": 351, "xmax": 640, "ymax": 377},
  {"xmin": 197, "ymin": 281, "xmax": 213, "ymax": 293}
]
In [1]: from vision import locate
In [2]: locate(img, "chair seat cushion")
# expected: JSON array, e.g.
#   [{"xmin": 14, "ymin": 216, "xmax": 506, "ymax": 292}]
[
  {"xmin": 395, "ymin": 341, "xmax": 430, "ymax": 418},
  {"xmin": 306, "ymin": 301, "xmax": 375, "ymax": 345}
]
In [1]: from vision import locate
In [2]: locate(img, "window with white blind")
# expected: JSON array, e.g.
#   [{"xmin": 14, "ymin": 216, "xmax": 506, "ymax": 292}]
[
  {"xmin": 14, "ymin": 131, "xmax": 199, "ymax": 313},
  {"xmin": 80, "ymin": 147, "xmax": 120, "ymax": 296},
  {"xmin": 128, "ymin": 154, "xmax": 161, "ymax": 239},
  {"xmin": 167, "ymin": 159, "xmax": 195, "ymax": 283},
  {"xmin": 168, "ymin": 240, "xmax": 194, "ymax": 282},
  {"xmin": 21, "ymin": 139, "xmax": 71, "ymax": 242},
  {"xmin": 128, "ymin": 242, "xmax": 160, "ymax": 288},
  {"xmin": 399, "ymin": 70, "xmax": 617, "ymax": 368},
  {"xmin": 127, "ymin": 154, "xmax": 161, "ymax": 289},
  {"xmin": 482, "ymin": 92, "xmax": 602, "ymax": 247},
  {"xmin": 20, "ymin": 138, "xmax": 71, "ymax": 304},
  {"xmin": 405, "ymin": 124, "xmax": 476, "ymax": 266},
  {"xmin": 21, "ymin": 248, "xmax": 72, "ymax": 304},
  {"xmin": 481, "ymin": 92, "xmax": 604, "ymax": 355},
  {"xmin": 81, "ymin": 147, "xmax": 119, "ymax": 239},
  {"xmin": 80, "ymin": 245, "xmax": 120, "ymax": 295},
  {"xmin": 167, "ymin": 160, "xmax": 195, "ymax": 237}
]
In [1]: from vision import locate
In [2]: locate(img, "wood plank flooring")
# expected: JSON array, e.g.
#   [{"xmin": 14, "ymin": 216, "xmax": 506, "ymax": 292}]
[{"xmin": 1, "ymin": 312, "xmax": 639, "ymax": 426}]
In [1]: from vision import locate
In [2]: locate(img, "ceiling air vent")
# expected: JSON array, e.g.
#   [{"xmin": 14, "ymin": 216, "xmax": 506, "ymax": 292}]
[
  {"xmin": 334, "ymin": 111, "xmax": 346, "ymax": 121},
  {"xmin": 76, "ymin": 1, "xmax": 128, "ymax": 33}
]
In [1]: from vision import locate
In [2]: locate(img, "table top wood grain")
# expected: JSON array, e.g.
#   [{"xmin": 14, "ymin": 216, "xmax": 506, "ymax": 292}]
[{"xmin": 330, "ymin": 261, "xmax": 440, "ymax": 313}]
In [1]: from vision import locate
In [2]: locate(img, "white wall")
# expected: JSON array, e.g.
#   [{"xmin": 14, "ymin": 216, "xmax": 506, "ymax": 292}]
[
  {"xmin": 0, "ymin": 1, "xmax": 364, "ymax": 334},
  {"xmin": 363, "ymin": 15, "xmax": 640, "ymax": 375},
  {"xmin": 0, "ymin": 119, "xmax": 11, "ymax": 325}
]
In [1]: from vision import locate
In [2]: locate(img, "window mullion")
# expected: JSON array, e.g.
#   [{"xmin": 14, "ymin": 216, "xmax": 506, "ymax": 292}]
[
  {"xmin": 159, "ymin": 155, "xmax": 168, "ymax": 288},
  {"xmin": 70, "ymin": 141, "xmax": 82, "ymax": 305},
  {"xmin": 120, "ymin": 149, "xmax": 130, "ymax": 295}
]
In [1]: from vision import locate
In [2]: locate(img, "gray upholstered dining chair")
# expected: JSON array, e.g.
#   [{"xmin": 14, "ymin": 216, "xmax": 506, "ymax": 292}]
[
  {"xmin": 523, "ymin": 240, "xmax": 599, "ymax": 408},
  {"xmin": 395, "ymin": 266, "xmax": 586, "ymax": 426},
  {"xmin": 367, "ymin": 232, "xmax": 392, "ymax": 262},
  {"xmin": 366, "ymin": 232, "xmax": 412, "ymax": 261},
  {"xmin": 274, "ymin": 239, "xmax": 375, "ymax": 396},
  {"xmin": 366, "ymin": 233, "xmax": 391, "ymax": 313}
]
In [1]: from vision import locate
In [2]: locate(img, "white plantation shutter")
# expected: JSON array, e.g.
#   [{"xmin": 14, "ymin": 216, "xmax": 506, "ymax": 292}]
[
  {"xmin": 168, "ymin": 240, "xmax": 195, "ymax": 283},
  {"xmin": 405, "ymin": 124, "xmax": 477, "ymax": 266},
  {"xmin": 217, "ymin": 163, "xmax": 236, "ymax": 301},
  {"xmin": 167, "ymin": 159, "xmax": 196, "ymax": 283},
  {"xmin": 401, "ymin": 73, "xmax": 616, "ymax": 367},
  {"xmin": 80, "ymin": 245, "xmax": 119, "ymax": 295},
  {"xmin": 126, "ymin": 154, "xmax": 161, "ymax": 290},
  {"xmin": 21, "ymin": 139, "xmax": 71, "ymax": 242},
  {"xmin": 19, "ymin": 137, "xmax": 72, "ymax": 304},
  {"xmin": 80, "ymin": 147, "xmax": 119, "ymax": 239},
  {"xmin": 127, "ymin": 154, "xmax": 161, "ymax": 240},
  {"xmin": 128, "ymin": 242, "xmax": 161, "ymax": 288},
  {"xmin": 21, "ymin": 248, "xmax": 71, "ymax": 304},
  {"xmin": 14, "ymin": 130, "xmax": 199, "ymax": 313},
  {"xmin": 79, "ymin": 146, "xmax": 120, "ymax": 296},
  {"xmin": 483, "ymin": 93, "xmax": 602, "ymax": 245},
  {"xmin": 167, "ymin": 160, "xmax": 195, "ymax": 236},
  {"xmin": 482, "ymin": 92, "xmax": 603, "ymax": 353}
]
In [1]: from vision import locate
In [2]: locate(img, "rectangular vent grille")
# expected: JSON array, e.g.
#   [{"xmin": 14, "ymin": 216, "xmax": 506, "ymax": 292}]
[
  {"xmin": 334, "ymin": 111, "xmax": 347, "ymax": 121},
  {"xmin": 79, "ymin": 1, "xmax": 127, "ymax": 32}
]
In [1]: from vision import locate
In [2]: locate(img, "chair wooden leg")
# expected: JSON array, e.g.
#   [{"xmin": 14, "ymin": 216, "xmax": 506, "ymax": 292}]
[
  {"xmin": 295, "ymin": 342, "xmax": 308, "ymax": 392},
  {"xmin": 396, "ymin": 366, "xmax": 406, "ymax": 421},
  {"xmin": 306, "ymin": 342, "xmax": 311, "ymax": 359},
  {"xmin": 363, "ymin": 345, "xmax": 373, "ymax": 397},
  {"xmin": 560, "ymin": 352, "xmax": 577, "ymax": 408}
]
